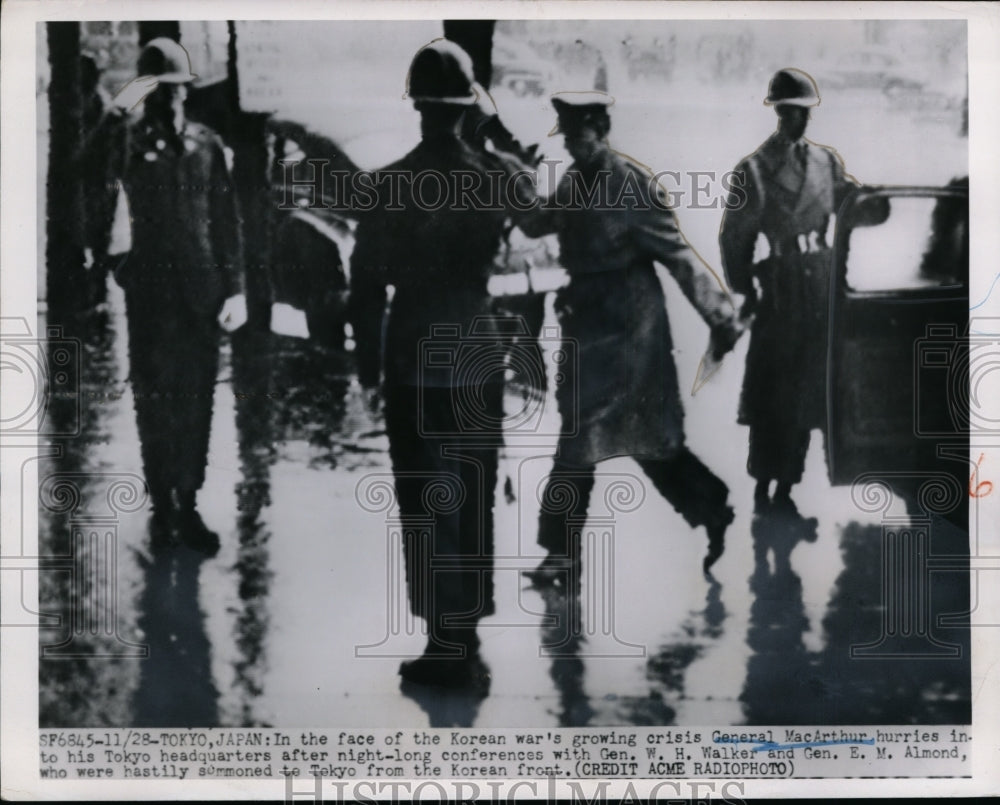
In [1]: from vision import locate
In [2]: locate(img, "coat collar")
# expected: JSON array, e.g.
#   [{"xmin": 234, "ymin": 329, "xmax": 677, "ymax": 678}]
[
  {"xmin": 757, "ymin": 132, "xmax": 828, "ymax": 211},
  {"xmin": 796, "ymin": 140, "xmax": 832, "ymax": 215}
]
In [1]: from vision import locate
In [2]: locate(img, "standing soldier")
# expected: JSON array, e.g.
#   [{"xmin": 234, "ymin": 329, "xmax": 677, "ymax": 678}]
[
  {"xmin": 519, "ymin": 90, "xmax": 741, "ymax": 584},
  {"xmin": 349, "ymin": 41, "xmax": 525, "ymax": 689},
  {"xmin": 88, "ymin": 38, "xmax": 247, "ymax": 553},
  {"xmin": 719, "ymin": 68, "xmax": 887, "ymax": 514}
]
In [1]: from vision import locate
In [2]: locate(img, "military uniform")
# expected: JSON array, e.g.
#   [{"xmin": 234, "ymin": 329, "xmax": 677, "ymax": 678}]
[
  {"xmin": 720, "ymin": 132, "xmax": 862, "ymax": 485},
  {"xmin": 349, "ymin": 133, "xmax": 513, "ymax": 643},
  {"xmin": 102, "ymin": 110, "xmax": 244, "ymax": 508},
  {"xmin": 520, "ymin": 148, "xmax": 736, "ymax": 562}
]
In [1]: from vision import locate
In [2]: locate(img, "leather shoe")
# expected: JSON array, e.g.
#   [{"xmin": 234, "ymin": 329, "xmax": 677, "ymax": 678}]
[
  {"xmin": 523, "ymin": 554, "xmax": 578, "ymax": 589},
  {"xmin": 177, "ymin": 507, "xmax": 220, "ymax": 557},
  {"xmin": 399, "ymin": 652, "xmax": 491, "ymax": 691},
  {"xmin": 703, "ymin": 507, "xmax": 733, "ymax": 576},
  {"xmin": 148, "ymin": 507, "xmax": 177, "ymax": 553}
]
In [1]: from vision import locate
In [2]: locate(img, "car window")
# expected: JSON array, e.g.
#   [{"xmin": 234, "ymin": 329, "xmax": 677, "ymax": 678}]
[{"xmin": 845, "ymin": 194, "xmax": 967, "ymax": 292}]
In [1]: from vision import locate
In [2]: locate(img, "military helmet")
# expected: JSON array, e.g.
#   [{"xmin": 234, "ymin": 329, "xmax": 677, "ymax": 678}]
[
  {"xmin": 406, "ymin": 39, "xmax": 478, "ymax": 105},
  {"xmin": 764, "ymin": 68, "xmax": 820, "ymax": 107},
  {"xmin": 137, "ymin": 37, "xmax": 197, "ymax": 84}
]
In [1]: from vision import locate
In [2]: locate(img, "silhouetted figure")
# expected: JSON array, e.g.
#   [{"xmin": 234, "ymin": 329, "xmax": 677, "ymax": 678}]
[
  {"xmin": 720, "ymin": 69, "xmax": 888, "ymax": 516},
  {"xmin": 350, "ymin": 41, "xmax": 527, "ymax": 689},
  {"xmin": 520, "ymin": 88, "xmax": 740, "ymax": 584},
  {"xmin": 133, "ymin": 548, "xmax": 219, "ymax": 726},
  {"xmin": 85, "ymin": 38, "xmax": 248, "ymax": 555}
]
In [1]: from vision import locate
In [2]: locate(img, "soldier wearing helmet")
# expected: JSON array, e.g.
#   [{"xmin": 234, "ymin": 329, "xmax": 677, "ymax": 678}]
[
  {"xmin": 719, "ymin": 68, "xmax": 887, "ymax": 516},
  {"xmin": 349, "ymin": 39, "xmax": 530, "ymax": 690},
  {"xmin": 83, "ymin": 37, "xmax": 247, "ymax": 554}
]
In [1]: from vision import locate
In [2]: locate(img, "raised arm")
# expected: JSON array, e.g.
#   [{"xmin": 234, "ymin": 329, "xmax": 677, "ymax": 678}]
[{"xmin": 74, "ymin": 76, "xmax": 159, "ymax": 179}]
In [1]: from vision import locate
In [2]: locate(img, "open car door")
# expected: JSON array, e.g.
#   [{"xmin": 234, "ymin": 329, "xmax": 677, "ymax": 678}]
[{"xmin": 827, "ymin": 183, "xmax": 969, "ymax": 523}]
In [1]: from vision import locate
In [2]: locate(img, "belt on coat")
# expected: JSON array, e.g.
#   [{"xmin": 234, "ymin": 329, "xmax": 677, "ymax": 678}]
[{"xmin": 770, "ymin": 230, "xmax": 828, "ymax": 258}]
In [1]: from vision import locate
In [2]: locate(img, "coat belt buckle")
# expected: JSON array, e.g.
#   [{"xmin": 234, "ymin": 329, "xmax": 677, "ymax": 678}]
[{"xmin": 795, "ymin": 231, "xmax": 824, "ymax": 254}]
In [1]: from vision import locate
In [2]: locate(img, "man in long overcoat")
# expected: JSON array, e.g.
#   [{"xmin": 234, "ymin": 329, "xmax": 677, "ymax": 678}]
[
  {"xmin": 719, "ymin": 68, "xmax": 887, "ymax": 513},
  {"xmin": 349, "ymin": 41, "xmax": 530, "ymax": 688},
  {"xmin": 90, "ymin": 39, "xmax": 247, "ymax": 553},
  {"xmin": 519, "ymin": 92, "xmax": 740, "ymax": 582}
]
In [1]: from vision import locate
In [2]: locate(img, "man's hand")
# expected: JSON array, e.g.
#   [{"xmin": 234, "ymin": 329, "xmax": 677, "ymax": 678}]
[
  {"xmin": 112, "ymin": 75, "xmax": 160, "ymax": 113},
  {"xmin": 738, "ymin": 288, "xmax": 758, "ymax": 321},
  {"xmin": 710, "ymin": 316, "xmax": 745, "ymax": 361},
  {"xmin": 218, "ymin": 294, "xmax": 248, "ymax": 333}
]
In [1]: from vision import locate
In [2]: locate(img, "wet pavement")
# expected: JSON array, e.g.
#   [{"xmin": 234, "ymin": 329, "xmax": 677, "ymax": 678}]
[{"xmin": 37, "ymin": 280, "xmax": 971, "ymax": 729}]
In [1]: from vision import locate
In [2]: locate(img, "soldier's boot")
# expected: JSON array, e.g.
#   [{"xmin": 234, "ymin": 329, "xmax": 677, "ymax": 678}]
[
  {"xmin": 148, "ymin": 486, "xmax": 177, "ymax": 553},
  {"xmin": 523, "ymin": 554, "xmax": 561, "ymax": 588},
  {"xmin": 771, "ymin": 483, "xmax": 819, "ymax": 529},
  {"xmin": 753, "ymin": 480, "xmax": 771, "ymax": 514},
  {"xmin": 399, "ymin": 625, "xmax": 490, "ymax": 692},
  {"xmin": 772, "ymin": 482, "xmax": 794, "ymax": 509},
  {"xmin": 523, "ymin": 532, "xmax": 582, "ymax": 592},
  {"xmin": 175, "ymin": 489, "xmax": 220, "ymax": 557}
]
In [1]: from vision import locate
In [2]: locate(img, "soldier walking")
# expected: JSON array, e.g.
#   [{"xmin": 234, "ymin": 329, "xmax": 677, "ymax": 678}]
[
  {"xmin": 719, "ymin": 69, "xmax": 887, "ymax": 514},
  {"xmin": 519, "ymin": 89, "xmax": 741, "ymax": 584},
  {"xmin": 349, "ymin": 41, "xmax": 528, "ymax": 689},
  {"xmin": 87, "ymin": 38, "xmax": 247, "ymax": 554}
]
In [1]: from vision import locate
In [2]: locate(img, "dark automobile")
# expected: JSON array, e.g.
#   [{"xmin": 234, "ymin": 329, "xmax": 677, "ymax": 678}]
[
  {"xmin": 266, "ymin": 119, "xmax": 359, "ymax": 348},
  {"xmin": 826, "ymin": 181, "xmax": 969, "ymax": 525}
]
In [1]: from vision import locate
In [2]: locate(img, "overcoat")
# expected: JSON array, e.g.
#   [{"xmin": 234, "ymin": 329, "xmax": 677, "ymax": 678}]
[
  {"xmin": 719, "ymin": 132, "xmax": 862, "ymax": 432},
  {"xmin": 113, "ymin": 115, "xmax": 245, "ymax": 313},
  {"xmin": 520, "ymin": 149, "xmax": 732, "ymax": 467},
  {"xmin": 96, "ymin": 111, "xmax": 244, "ymax": 494}
]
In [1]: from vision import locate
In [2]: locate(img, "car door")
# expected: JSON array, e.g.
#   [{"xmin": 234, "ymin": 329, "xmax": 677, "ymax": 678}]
[{"xmin": 826, "ymin": 184, "xmax": 969, "ymax": 513}]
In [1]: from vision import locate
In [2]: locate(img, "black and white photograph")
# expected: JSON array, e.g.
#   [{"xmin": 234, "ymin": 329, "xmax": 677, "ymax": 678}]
[{"xmin": 2, "ymin": 1, "xmax": 999, "ymax": 800}]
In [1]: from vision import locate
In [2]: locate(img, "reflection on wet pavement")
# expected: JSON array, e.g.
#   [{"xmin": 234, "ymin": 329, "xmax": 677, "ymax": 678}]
[
  {"xmin": 399, "ymin": 680, "xmax": 488, "ymax": 729},
  {"xmin": 230, "ymin": 329, "xmax": 278, "ymax": 726},
  {"xmin": 539, "ymin": 587, "xmax": 596, "ymax": 727},
  {"xmin": 133, "ymin": 548, "xmax": 219, "ymax": 727},
  {"xmin": 740, "ymin": 511, "xmax": 970, "ymax": 725},
  {"xmin": 38, "ymin": 290, "xmax": 971, "ymax": 729}
]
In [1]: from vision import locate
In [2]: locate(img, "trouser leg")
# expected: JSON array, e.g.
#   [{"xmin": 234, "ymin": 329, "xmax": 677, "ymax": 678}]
[
  {"xmin": 537, "ymin": 461, "xmax": 595, "ymax": 557},
  {"xmin": 748, "ymin": 424, "xmax": 811, "ymax": 486},
  {"xmin": 385, "ymin": 384, "xmax": 500, "ymax": 651},
  {"xmin": 171, "ymin": 335, "xmax": 218, "ymax": 496},
  {"xmin": 126, "ymin": 291, "xmax": 178, "ymax": 509},
  {"xmin": 636, "ymin": 448, "xmax": 732, "ymax": 531},
  {"xmin": 126, "ymin": 289, "xmax": 218, "ymax": 498}
]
